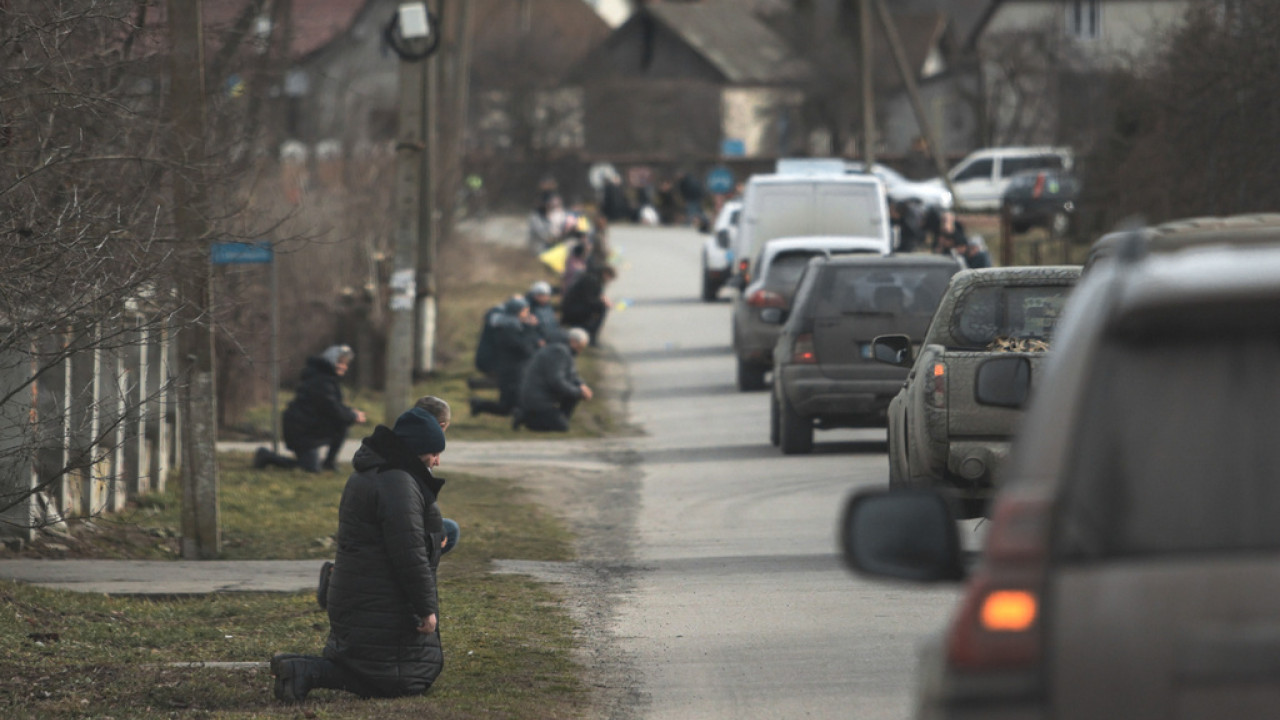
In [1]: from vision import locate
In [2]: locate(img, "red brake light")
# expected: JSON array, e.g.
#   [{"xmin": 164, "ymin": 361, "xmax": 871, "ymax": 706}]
[
  {"xmin": 945, "ymin": 490, "xmax": 1051, "ymax": 671},
  {"xmin": 737, "ymin": 259, "xmax": 751, "ymax": 285},
  {"xmin": 1032, "ymin": 172, "xmax": 1046, "ymax": 199},
  {"xmin": 747, "ymin": 289, "xmax": 786, "ymax": 308},
  {"xmin": 791, "ymin": 333, "xmax": 816, "ymax": 364},
  {"xmin": 927, "ymin": 362, "xmax": 946, "ymax": 407}
]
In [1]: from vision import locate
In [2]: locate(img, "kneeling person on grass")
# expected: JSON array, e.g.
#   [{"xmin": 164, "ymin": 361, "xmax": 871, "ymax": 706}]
[
  {"xmin": 271, "ymin": 407, "xmax": 449, "ymax": 703},
  {"xmin": 514, "ymin": 327, "xmax": 593, "ymax": 432}
]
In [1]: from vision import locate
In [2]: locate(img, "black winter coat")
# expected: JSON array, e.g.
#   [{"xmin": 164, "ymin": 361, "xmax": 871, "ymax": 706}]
[
  {"xmin": 519, "ymin": 342, "xmax": 582, "ymax": 413},
  {"xmin": 561, "ymin": 271, "xmax": 607, "ymax": 325},
  {"xmin": 323, "ymin": 426, "xmax": 446, "ymax": 697},
  {"xmin": 282, "ymin": 356, "xmax": 358, "ymax": 451}
]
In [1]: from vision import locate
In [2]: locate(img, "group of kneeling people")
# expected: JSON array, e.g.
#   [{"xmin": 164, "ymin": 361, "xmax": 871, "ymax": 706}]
[{"xmin": 470, "ymin": 277, "xmax": 610, "ymax": 432}]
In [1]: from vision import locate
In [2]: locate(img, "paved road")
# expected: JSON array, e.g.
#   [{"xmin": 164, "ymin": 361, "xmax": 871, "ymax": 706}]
[{"xmin": 603, "ymin": 224, "xmax": 965, "ymax": 720}]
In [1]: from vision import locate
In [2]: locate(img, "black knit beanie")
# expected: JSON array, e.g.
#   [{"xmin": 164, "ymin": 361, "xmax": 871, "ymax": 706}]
[{"xmin": 392, "ymin": 407, "xmax": 446, "ymax": 455}]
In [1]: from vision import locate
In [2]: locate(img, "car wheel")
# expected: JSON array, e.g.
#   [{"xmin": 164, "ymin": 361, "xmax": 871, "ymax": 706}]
[
  {"xmin": 769, "ymin": 391, "xmax": 780, "ymax": 446},
  {"xmin": 778, "ymin": 392, "xmax": 813, "ymax": 455},
  {"xmin": 736, "ymin": 358, "xmax": 767, "ymax": 392},
  {"xmin": 886, "ymin": 420, "xmax": 904, "ymax": 488},
  {"xmin": 955, "ymin": 497, "xmax": 987, "ymax": 520},
  {"xmin": 701, "ymin": 267, "xmax": 718, "ymax": 302}
]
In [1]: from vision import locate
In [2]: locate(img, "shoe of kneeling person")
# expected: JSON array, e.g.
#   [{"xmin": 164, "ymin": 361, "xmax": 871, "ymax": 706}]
[
  {"xmin": 253, "ymin": 447, "xmax": 272, "ymax": 469},
  {"xmin": 271, "ymin": 654, "xmax": 317, "ymax": 703}
]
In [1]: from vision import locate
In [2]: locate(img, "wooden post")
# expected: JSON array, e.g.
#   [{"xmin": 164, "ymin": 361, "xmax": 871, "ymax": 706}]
[{"xmin": 168, "ymin": 0, "xmax": 219, "ymax": 558}]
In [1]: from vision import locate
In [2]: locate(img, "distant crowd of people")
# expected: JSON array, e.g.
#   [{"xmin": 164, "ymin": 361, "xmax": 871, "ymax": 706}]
[
  {"xmin": 891, "ymin": 202, "xmax": 992, "ymax": 268},
  {"xmin": 478, "ymin": 203, "xmax": 616, "ymax": 432}
]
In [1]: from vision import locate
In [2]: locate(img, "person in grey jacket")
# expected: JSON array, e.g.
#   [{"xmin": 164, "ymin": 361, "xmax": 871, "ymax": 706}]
[
  {"xmin": 270, "ymin": 407, "xmax": 449, "ymax": 702},
  {"xmin": 514, "ymin": 327, "xmax": 593, "ymax": 432}
]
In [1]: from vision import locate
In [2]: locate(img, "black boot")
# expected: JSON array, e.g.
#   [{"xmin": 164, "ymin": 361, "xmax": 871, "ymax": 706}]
[
  {"xmin": 253, "ymin": 447, "xmax": 272, "ymax": 469},
  {"xmin": 272, "ymin": 655, "xmax": 325, "ymax": 703}
]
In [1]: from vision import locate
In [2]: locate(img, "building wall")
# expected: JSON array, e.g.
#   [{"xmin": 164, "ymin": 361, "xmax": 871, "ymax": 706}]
[
  {"xmin": 722, "ymin": 87, "xmax": 806, "ymax": 157},
  {"xmin": 879, "ymin": 71, "xmax": 982, "ymax": 158},
  {"xmin": 985, "ymin": 0, "xmax": 1191, "ymax": 71}
]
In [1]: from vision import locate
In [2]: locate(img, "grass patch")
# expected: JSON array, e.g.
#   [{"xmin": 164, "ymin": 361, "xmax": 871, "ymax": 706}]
[{"xmin": 0, "ymin": 453, "xmax": 586, "ymax": 718}]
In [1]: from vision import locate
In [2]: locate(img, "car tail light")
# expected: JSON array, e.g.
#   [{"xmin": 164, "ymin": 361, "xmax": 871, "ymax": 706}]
[
  {"xmin": 927, "ymin": 362, "xmax": 946, "ymax": 407},
  {"xmin": 1032, "ymin": 172, "xmax": 1046, "ymax": 199},
  {"xmin": 945, "ymin": 490, "xmax": 1051, "ymax": 672},
  {"xmin": 791, "ymin": 333, "xmax": 816, "ymax": 364},
  {"xmin": 737, "ymin": 259, "xmax": 751, "ymax": 285},
  {"xmin": 747, "ymin": 289, "xmax": 786, "ymax": 308}
]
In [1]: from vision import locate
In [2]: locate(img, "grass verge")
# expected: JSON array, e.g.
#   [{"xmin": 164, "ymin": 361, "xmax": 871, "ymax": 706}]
[{"xmin": 0, "ymin": 453, "xmax": 587, "ymax": 719}]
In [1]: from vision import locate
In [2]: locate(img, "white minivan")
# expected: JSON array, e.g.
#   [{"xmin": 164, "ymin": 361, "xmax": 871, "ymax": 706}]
[
  {"xmin": 731, "ymin": 173, "xmax": 891, "ymax": 285},
  {"xmin": 929, "ymin": 146, "xmax": 1072, "ymax": 212}
]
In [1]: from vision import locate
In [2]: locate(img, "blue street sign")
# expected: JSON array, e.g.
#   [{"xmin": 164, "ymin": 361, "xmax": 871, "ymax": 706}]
[
  {"xmin": 706, "ymin": 166, "xmax": 735, "ymax": 195},
  {"xmin": 720, "ymin": 138, "xmax": 746, "ymax": 157},
  {"xmin": 211, "ymin": 242, "xmax": 273, "ymax": 265}
]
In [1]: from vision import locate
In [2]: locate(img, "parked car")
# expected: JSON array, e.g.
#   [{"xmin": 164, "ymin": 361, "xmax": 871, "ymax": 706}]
[
  {"xmin": 700, "ymin": 199, "xmax": 741, "ymax": 301},
  {"xmin": 1001, "ymin": 169, "xmax": 1080, "ymax": 235},
  {"xmin": 842, "ymin": 215, "xmax": 1280, "ymax": 720},
  {"xmin": 926, "ymin": 146, "xmax": 1072, "ymax": 212},
  {"xmin": 873, "ymin": 266, "xmax": 1080, "ymax": 517},
  {"xmin": 730, "ymin": 173, "xmax": 891, "ymax": 286},
  {"xmin": 732, "ymin": 236, "xmax": 889, "ymax": 391},
  {"xmin": 770, "ymin": 254, "xmax": 961, "ymax": 454}
]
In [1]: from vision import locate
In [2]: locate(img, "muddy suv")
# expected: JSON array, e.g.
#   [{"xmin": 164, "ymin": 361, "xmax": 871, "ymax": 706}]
[
  {"xmin": 843, "ymin": 221, "xmax": 1280, "ymax": 720},
  {"xmin": 873, "ymin": 266, "xmax": 1080, "ymax": 517},
  {"xmin": 770, "ymin": 254, "xmax": 961, "ymax": 454}
]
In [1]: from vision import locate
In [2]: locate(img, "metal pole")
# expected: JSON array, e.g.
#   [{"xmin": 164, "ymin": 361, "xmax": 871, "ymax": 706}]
[
  {"xmin": 270, "ymin": 244, "xmax": 280, "ymax": 453},
  {"xmin": 860, "ymin": 0, "xmax": 875, "ymax": 165},
  {"xmin": 871, "ymin": 0, "xmax": 958, "ymax": 202}
]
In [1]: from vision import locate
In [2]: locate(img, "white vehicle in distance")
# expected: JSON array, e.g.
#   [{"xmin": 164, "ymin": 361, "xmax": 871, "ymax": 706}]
[
  {"xmin": 700, "ymin": 199, "xmax": 742, "ymax": 301},
  {"xmin": 731, "ymin": 173, "xmax": 891, "ymax": 287},
  {"xmin": 925, "ymin": 146, "xmax": 1072, "ymax": 212},
  {"xmin": 845, "ymin": 161, "xmax": 953, "ymax": 213}
]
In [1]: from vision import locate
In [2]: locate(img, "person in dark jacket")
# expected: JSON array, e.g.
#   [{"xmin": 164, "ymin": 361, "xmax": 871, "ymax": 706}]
[
  {"xmin": 271, "ymin": 407, "xmax": 449, "ymax": 703},
  {"xmin": 561, "ymin": 265, "xmax": 616, "ymax": 347},
  {"xmin": 513, "ymin": 328, "xmax": 594, "ymax": 432},
  {"xmin": 470, "ymin": 297, "xmax": 542, "ymax": 417},
  {"xmin": 254, "ymin": 345, "xmax": 366, "ymax": 472},
  {"xmin": 525, "ymin": 280, "xmax": 565, "ymax": 345}
]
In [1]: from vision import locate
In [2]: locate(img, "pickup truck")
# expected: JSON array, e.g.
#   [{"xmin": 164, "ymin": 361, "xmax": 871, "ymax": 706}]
[{"xmin": 872, "ymin": 265, "xmax": 1080, "ymax": 517}]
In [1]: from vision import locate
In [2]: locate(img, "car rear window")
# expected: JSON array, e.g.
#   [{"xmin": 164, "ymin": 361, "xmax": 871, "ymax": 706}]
[
  {"xmin": 951, "ymin": 284, "xmax": 1071, "ymax": 348},
  {"xmin": 1057, "ymin": 333, "xmax": 1280, "ymax": 558},
  {"xmin": 813, "ymin": 265, "xmax": 956, "ymax": 319},
  {"xmin": 764, "ymin": 251, "xmax": 825, "ymax": 289}
]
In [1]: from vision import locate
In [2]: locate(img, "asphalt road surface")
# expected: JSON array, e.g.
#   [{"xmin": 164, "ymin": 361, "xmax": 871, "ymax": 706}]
[{"xmin": 600, "ymin": 224, "xmax": 969, "ymax": 719}]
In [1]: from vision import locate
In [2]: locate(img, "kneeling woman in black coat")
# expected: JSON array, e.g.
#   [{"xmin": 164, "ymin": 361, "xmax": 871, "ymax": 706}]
[{"xmin": 271, "ymin": 407, "xmax": 450, "ymax": 702}]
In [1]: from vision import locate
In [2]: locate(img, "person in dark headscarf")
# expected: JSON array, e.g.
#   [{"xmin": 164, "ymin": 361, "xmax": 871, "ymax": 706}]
[{"xmin": 255, "ymin": 344, "xmax": 366, "ymax": 473}]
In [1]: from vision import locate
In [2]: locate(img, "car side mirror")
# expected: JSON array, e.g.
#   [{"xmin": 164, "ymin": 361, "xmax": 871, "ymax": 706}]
[
  {"xmin": 871, "ymin": 335, "xmax": 912, "ymax": 367},
  {"xmin": 715, "ymin": 229, "xmax": 731, "ymax": 248},
  {"xmin": 840, "ymin": 489, "xmax": 964, "ymax": 582},
  {"xmin": 975, "ymin": 356, "xmax": 1031, "ymax": 408}
]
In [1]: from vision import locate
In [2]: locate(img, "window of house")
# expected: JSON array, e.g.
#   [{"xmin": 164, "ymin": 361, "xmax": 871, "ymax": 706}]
[{"xmin": 1067, "ymin": 0, "xmax": 1101, "ymax": 40}]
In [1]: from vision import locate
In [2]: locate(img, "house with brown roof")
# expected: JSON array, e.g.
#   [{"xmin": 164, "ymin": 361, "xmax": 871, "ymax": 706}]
[
  {"xmin": 573, "ymin": 0, "xmax": 984, "ymax": 160},
  {"xmin": 573, "ymin": 0, "xmax": 811, "ymax": 158}
]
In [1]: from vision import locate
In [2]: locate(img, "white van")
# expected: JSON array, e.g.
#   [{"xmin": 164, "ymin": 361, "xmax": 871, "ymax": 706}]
[
  {"xmin": 929, "ymin": 146, "xmax": 1072, "ymax": 212},
  {"xmin": 731, "ymin": 174, "xmax": 891, "ymax": 284}
]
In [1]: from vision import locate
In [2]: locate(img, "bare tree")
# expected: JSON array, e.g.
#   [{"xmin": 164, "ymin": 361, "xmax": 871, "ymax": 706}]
[{"xmin": 0, "ymin": 0, "xmax": 273, "ymax": 539}]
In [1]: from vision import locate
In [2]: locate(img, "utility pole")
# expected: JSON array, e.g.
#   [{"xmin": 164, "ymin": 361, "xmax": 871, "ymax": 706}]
[
  {"xmin": 416, "ymin": 0, "xmax": 441, "ymax": 377},
  {"xmin": 860, "ymin": 0, "xmax": 875, "ymax": 164},
  {"xmin": 871, "ymin": 0, "xmax": 957, "ymax": 201},
  {"xmin": 387, "ymin": 3, "xmax": 434, "ymax": 420},
  {"xmin": 167, "ymin": 0, "xmax": 220, "ymax": 559}
]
